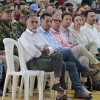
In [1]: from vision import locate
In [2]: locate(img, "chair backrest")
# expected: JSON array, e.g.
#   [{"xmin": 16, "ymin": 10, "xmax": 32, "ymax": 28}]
[{"xmin": 3, "ymin": 38, "xmax": 27, "ymax": 72}]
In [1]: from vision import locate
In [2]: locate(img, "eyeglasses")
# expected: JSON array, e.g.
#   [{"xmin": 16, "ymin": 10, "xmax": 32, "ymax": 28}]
[{"xmin": 53, "ymin": 19, "xmax": 62, "ymax": 23}]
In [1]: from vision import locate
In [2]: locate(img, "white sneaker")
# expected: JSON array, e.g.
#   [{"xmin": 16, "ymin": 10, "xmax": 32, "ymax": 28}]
[{"xmin": 82, "ymin": 86, "xmax": 91, "ymax": 95}]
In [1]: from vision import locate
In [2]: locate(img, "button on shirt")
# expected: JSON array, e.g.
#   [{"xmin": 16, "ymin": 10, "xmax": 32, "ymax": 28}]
[
  {"xmin": 18, "ymin": 29, "xmax": 51, "ymax": 62},
  {"xmin": 60, "ymin": 25, "xmax": 75, "ymax": 46},
  {"xmin": 81, "ymin": 23, "xmax": 100, "ymax": 47},
  {"xmin": 37, "ymin": 27, "xmax": 62, "ymax": 50}
]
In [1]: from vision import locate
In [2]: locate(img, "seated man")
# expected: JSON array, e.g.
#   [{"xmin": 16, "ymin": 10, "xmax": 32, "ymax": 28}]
[
  {"xmin": 0, "ymin": 4, "xmax": 19, "ymax": 93},
  {"xmin": 59, "ymin": 12, "xmax": 100, "ymax": 90},
  {"xmin": 37, "ymin": 13, "xmax": 99, "ymax": 99},
  {"xmin": 81, "ymin": 10, "xmax": 100, "ymax": 53},
  {"xmin": 19, "ymin": 13, "xmax": 98, "ymax": 100},
  {"xmin": 19, "ymin": 13, "xmax": 70, "ymax": 100}
]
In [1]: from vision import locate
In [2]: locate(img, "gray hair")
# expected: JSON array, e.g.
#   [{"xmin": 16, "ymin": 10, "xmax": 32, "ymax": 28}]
[{"xmin": 25, "ymin": 13, "xmax": 38, "ymax": 22}]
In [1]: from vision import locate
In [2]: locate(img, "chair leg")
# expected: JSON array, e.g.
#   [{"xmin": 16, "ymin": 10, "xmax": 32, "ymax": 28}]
[
  {"xmin": 12, "ymin": 75, "xmax": 19, "ymax": 98},
  {"xmin": 68, "ymin": 73, "xmax": 71, "ymax": 89},
  {"xmin": 50, "ymin": 73, "xmax": 55, "ymax": 98},
  {"xmin": 29, "ymin": 76, "xmax": 35, "ymax": 96},
  {"xmin": 2, "ymin": 74, "xmax": 11, "ymax": 100},
  {"xmin": 43, "ymin": 75, "xmax": 47, "ymax": 90},
  {"xmin": 38, "ymin": 75, "xmax": 43, "ymax": 100},
  {"xmin": 24, "ymin": 74, "xmax": 29, "ymax": 100},
  {"xmin": 19, "ymin": 76, "xmax": 24, "ymax": 98}
]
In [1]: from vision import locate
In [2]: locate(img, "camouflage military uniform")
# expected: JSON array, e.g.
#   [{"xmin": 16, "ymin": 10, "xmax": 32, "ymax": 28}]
[
  {"xmin": 0, "ymin": 5, "xmax": 19, "ymax": 91},
  {"xmin": 12, "ymin": 9, "xmax": 32, "ymax": 40},
  {"xmin": 0, "ymin": 19, "xmax": 14, "ymax": 50},
  {"xmin": 12, "ymin": 21, "xmax": 26, "ymax": 40}
]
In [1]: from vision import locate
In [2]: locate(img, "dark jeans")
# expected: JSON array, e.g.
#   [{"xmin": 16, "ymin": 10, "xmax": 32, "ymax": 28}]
[
  {"xmin": 58, "ymin": 48, "xmax": 89, "ymax": 93},
  {"xmin": 98, "ymin": 48, "xmax": 100, "ymax": 53},
  {"xmin": 26, "ymin": 52, "xmax": 66, "ymax": 90}
]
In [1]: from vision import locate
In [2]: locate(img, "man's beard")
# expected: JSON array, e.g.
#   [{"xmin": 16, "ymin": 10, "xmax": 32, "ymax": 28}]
[{"xmin": 30, "ymin": 29, "xmax": 37, "ymax": 33}]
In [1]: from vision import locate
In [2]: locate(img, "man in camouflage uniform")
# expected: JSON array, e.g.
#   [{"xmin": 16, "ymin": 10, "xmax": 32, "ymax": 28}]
[
  {"xmin": 12, "ymin": 9, "xmax": 32, "ymax": 40},
  {"xmin": 0, "ymin": 7, "xmax": 2, "ymax": 19},
  {"xmin": 0, "ymin": 4, "xmax": 14, "ymax": 50},
  {"xmin": 0, "ymin": 4, "xmax": 19, "ymax": 93}
]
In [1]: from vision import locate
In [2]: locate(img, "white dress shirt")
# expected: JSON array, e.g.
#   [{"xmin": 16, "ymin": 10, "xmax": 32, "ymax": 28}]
[
  {"xmin": 67, "ymin": 0, "xmax": 82, "ymax": 8},
  {"xmin": 18, "ymin": 29, "xmax": 54, "ymax": 62},
  {"xmin": 81, "ymin": 23, "xmax": 100, "ymax": 47}
]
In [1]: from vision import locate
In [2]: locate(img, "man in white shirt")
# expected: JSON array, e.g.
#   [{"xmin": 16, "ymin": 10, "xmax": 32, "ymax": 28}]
[
  {"xmin": 81, "ymin": 10, "xmax": 100, "ymax": 90},
  {"xmin": 81, "ymin": 10, "xmax": 100, "ymax": 51},
  {"xmin": 18, "ymin": 13, "xmax": 71, "ymax": 100},
  {"xmin": 82, "ymin": 10, "xmax": 100, "ymax": 52}
]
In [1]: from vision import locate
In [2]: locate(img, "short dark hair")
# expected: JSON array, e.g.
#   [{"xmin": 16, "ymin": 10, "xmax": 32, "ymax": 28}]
[
  {"xmin": 25, "ymin": 13, "xmax": 37, "ymax": 22},
  {"xmin": 76, "ymin": 7, "xmax": 83, "ymax": 14},
  {"xmin": 80, "ymin": 11, "xmax": 87, "ymax": 17},
  {"xmin": 60, "ymin": 6, "xmax": 66, "ymax": 12},
  {"xmin": 40, "ymin": 13, "xmax": 52, "ymax": 20},
  {"xmin": 65, "ymin": 3, "xmax": 73, "ymax": 7},
  {"xmin": 62, "ymin": 12, "xmax": 73, "ymax": 19},
  {"xmin": 17, "ymin": 2, "xmax": 26, "ymax": 9},
  {"xmin": 84, "ymin": 10, "xmax": 95, "ymax": 17}
]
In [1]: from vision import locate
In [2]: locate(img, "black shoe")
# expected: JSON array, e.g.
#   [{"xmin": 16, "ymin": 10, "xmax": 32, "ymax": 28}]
[
  {"xmin": 74, "ymin": 92, "xmax": 92, "ymax": 99},
  {"xmin": 95, "ymin": 56, "xmax": 100, "ymax": 61},
  {"xmin": 0, "ymin": 90, "xmax": 2, "ymax": 96},
  {"xmin": 52, "ymin": 83, "xmax": 64, "ymax": 92},
  {"xmin": 82, "ymin": 68, "xmax": 99, "ymax": 78},
  {"xmin": 56, "ymin": 95, "xmax": 71, "ymax": 100},
  {"xmin": 45, "ymin": 81, "xmax": 49, "ymax": 89}
]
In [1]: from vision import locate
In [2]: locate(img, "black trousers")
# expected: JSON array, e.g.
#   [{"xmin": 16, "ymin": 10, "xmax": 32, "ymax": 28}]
[{"xmin": 26, "ymin": 52, "xmax": 66, "ymax": 90}]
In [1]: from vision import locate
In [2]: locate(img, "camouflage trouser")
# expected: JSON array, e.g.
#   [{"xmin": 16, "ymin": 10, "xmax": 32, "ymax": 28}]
[
  {"xmin": 0, "ymin": 55, "xmax": 19, "ymax": 91},
  {"xmin": 0, "ymin": 55, "xmax": 19, "ymax": 72}
]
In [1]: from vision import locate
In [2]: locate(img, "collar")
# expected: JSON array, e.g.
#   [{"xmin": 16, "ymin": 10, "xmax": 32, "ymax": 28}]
[
  {"xmin": 26, "ymin": 29, "xmax": 36, "ymax": 35},
  {"xmin": 50, "ymin": 27, "xmax": 60, "ymax": 34},
  {"xmin": 60, "ymin": 25, "xmax": 70, "ymax": 34},
  {"xmin": 85, "ymin": 23, "xmax": 95, "ymax": 29},
  {"xmin": 39, "ymin": 26, "xmax": 50, "ymax": 34},
  {"xmin": 18, "ymin": 21, "xmax": 26, "ymax": 27}
]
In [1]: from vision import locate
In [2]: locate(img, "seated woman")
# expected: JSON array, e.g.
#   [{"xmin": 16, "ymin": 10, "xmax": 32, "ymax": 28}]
[{"xmin": 70, "ymin": 14, "xmax": 99, "ymax": 57}]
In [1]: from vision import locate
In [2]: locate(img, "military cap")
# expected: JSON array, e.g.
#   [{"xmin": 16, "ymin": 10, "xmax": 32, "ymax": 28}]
[
  {"xmin": 1, "ymin": 4, "xmax": 14, "ymax": 12},
  {"xmin": 20, "ymin": 9, "xmax": 32, "ymax": 17}
]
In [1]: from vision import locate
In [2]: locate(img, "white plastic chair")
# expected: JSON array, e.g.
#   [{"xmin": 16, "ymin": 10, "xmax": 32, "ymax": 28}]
[
  {"xmin": 2, "ymin": 38, "xmax": 44, "ymax": 100},
  {"xmin": 43, "ymin": 72, "xmax": 55, "ymax": 97},
  {"xmin": 28, "ymin": 72, "xmax": 55, "ymax": 98},
  {"xmin": 65, "ymin": 71, "xmax": 71, "ymax": 89}
]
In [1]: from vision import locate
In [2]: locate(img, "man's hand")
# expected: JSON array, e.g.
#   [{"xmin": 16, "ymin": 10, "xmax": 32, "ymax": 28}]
[
  {"xmin": 0, "ymin": 50, "xmax": 5, "ymax": 55},
  {"xmin": 34, "ymin": 45, "xmax": 41, "ymax": 50},
  {"xmin": 70, "ymin": 43, "xmax": 78, "ymax": 48},
  {"xmin": 43, "ymin": 46, "xmax": 50, "ymax": 54},
  {"xmin": 53, "ymin": 49, "xmax": 58, "ymax": 53}
]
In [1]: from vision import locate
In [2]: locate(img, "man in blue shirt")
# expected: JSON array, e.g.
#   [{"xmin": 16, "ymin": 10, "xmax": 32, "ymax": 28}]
[{"xmin": 37, "ymin": 13, "xmax": 99, "ymax": 99}]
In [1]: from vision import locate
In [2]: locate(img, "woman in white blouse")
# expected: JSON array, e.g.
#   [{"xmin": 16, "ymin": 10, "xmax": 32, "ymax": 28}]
[{"xmin": 70, "ymin": 14, "xmax": 99, "ymax": 56}]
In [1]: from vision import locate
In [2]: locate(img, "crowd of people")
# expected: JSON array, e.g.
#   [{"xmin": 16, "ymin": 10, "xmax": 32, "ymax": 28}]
[{"xmin": 0, "ymin": 0, "xmax": 100, "ymax": 100}]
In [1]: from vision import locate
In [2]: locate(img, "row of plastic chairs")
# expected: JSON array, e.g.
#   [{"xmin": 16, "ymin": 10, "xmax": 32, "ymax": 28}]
[{"xmin": 2, "ymin": 38, "xmax": 71, "ymax": 100}]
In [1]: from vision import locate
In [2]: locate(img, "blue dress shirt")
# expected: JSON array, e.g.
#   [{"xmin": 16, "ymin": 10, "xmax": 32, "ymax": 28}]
[{"xmin": 37, "ymin": 27, "xmax": 62, "ymax": 50}]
